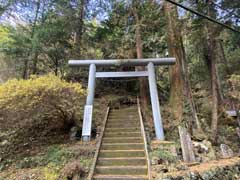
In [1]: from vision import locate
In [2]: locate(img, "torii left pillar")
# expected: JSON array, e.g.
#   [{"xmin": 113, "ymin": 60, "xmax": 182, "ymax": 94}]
[{"xmin": 82, "ymin": 64, "xmax": 96, "ymax": 141}]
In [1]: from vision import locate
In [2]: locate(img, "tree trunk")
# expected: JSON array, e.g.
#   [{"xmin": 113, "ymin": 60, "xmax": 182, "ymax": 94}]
[
  {"xmin": 205, "ymin": 0, "xmax": 219, "ymax": 143},
  {"xmin": 31, "ymin": 0, "xmax": 41, "ymax": 75},
  {"xmin": 23, "ymin": 58, "xmax": 29, "ymax": 79},
  {"xmin": 132, "ymin": 3, "xmax": 149, "ymax": 113},
  {"xmin": 218, "ymin": 40, "xmax": 231, "ymax": 75},
  {"xmin": 180, "ymin": 38, "xmax": 202, "ymax": 132},
  {"xmin": 210, "ymin": 55, "xmax": 218, "ymax": 142},
  {"xmin": 32, "ymin": 52, "xmax": 38, "ymax": 75},
  {"xmin": 163, "ymin": 2, "xmax": 201, "ymax": 132},
  {"xmin": 216, "ymin": 65, "xmax": 224, "ymax": 104},
  {"xmin": 54, "ymin": 58, "xmax": 58, "ymax": 76},
  {"xmin": 23, "ymin": 0, "xmax": 40, "ymax": 78},
  {"xmin": 163, "ymin": 2, "xmax": 184, "ymax": 122},
  {"xmin": 75, "ymin": 0, "xmax": 85, "ymax": 57}
]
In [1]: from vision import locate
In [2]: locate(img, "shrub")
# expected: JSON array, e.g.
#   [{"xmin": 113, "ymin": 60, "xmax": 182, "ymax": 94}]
[
  {"xmin": 0, "ymin": 74, "xmax": 85, "ymax": 159},
  {"xmin": 150, "ymin": 149, "xmax": 178, "ymax": 164}
]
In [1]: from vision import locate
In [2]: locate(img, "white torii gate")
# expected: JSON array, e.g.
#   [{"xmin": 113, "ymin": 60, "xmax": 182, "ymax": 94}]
[{"xmin": 69, "ymin": 58, "xmax": 176, "ymax": 141}]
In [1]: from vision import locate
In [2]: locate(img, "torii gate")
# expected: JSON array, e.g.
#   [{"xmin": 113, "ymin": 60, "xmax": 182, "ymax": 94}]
[{"xmin": 69, "ymin": 58, "xmax": 175, "ymax": 141}]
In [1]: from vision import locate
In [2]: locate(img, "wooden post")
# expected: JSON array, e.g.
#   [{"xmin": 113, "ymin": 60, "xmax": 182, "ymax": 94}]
[
  {"xmin": 237, "ymin": 128, "xmax": 240, "ymax": 156},
  {"xmin": 178, "ymin": 126, "xmax": 196, "ymax": 163},
  {"xmin": 237, "ymin": 110, "xmax": 240, "ymax": 127},
  {"xmin": 237, "ymin": 128, "xmax": 240, "ymax": 139},
  {"xmin": 237, "ymin": 111, "xmax": 240, "ymax": 155}
]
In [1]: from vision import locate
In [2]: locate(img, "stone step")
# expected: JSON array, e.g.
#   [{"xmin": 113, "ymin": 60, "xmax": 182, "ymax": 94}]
[
  {"xmin": 97, "ymin": 157, "xmax": 146, "ymax": 166},
  {"xmin": 107, "ymin": 118, "xmax": 140, "ymax": 123},
  {"xmin": 109, "ymin": 114, "xmax": 138, "ymax": 117},
  {"xmin": 106, "ymin": 123, "xmax": 140, "ymax": 128},
  {"xmin": 107, "ymin": 118, "xmax": 139, "ymax": 122},
  {"xmin": 108, "ymin": 115, "xmax": 138, "ymax": 118},
  {"xmin": 111, "ymin": 107, "xmax": 137, "ymax": 110},
  {"xmin": 95, "ymin": 166, "xmax": 147, "ymax": 175},
  {"xmin": 104, "ymin": 132, "xmax": 141, "ymax": 138},
  {"xmin": 105, "ymin": 127, "xmax": 141, "ymax": 133},
  {"xmin": 108, "ymin": 117, "xmax": 138, "ymax": 120},
  {"xmin": 93, "ymin": 175, "xmax": 148, "ymax": 180},
  {"xmin": 109, "ymin": 112, "xmax": 137, "ymax": 116},
  {"xmin": 109, "ymin": 110, "xmax": 138, "ymax": 114},
  {"xmin": 101, "ymin": 143, "xmax": 144, "ymax": 150},
  {"xmin": 99, "ymin": 150, "xmax": 145, "ymax": 158},
  {"xmin": 102, "ymin": 137, "xmax": 143, "ymax": 144},
  {"xmin": 107, "ymin": 120, "xmax": 140, "ymax": 127},
  {"xmin": 107, "ymin": 121, "xmax": 139, "ymax": 125},
  {"xmin": 110, "ymin": 112, "xmax": 138, "ymax": 115},
  {"xmin": 111, "ymin": 109, "xmax": 137, "ymax": 113}
]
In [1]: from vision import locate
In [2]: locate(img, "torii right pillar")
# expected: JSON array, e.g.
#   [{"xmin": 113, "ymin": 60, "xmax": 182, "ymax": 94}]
[{"xmin": 148, "ymin": 62, "xmax": 164, "ymax": 140}]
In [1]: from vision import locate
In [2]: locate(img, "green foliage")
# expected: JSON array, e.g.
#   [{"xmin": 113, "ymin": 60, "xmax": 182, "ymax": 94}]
[
  {"xmin": 0, "ymin": 74, "xmax": 85, "ymax": 159},
  {"xmin": 151, "ymin": 149, "xmax": 178, "ymax": 164},
  {"xmin": 0, "ymin": 25, "xmax": 14, "ymax": 46},
  {"xmin": 0, "ymin": 74, "xmax": 84, "ymax": 111},
  {"xmin": 43, "ymin": 163, "xmax": 59, "ymax": 180},
  {"xmin": 16, "ymin": 145, "xmax": 74, "ymax": 169},
  {"xmin": 0, "ymin": 141, "xmax": 94, "ymax": 176},
  {"xmin": 0, "ymin": 73, "xmax": 85, "ymax": 129}
]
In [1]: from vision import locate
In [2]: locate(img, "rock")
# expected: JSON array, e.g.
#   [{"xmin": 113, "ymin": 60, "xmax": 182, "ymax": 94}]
[
  {"xmin": 203, "ymin": 140, "xmax": 216, "ymax": 160},
  {"xmin": 70, "ymin": 126, "xmax": 81, "ymax": 141},
  {"xmin": 0, "ymin": 140, "xmax": 9, "ymax": 146},
  {"xmin": 152, "ymin": 156, "xmax": 161, "ymax": 165},
  {"xmin": 176, "ymin": 164, "xmax": 189, "ymax": 171},
  {"xmin": 58, "ymin": 160, "xmax": 85, "ymax": 180},
  {"xmin": 193, "ymin": 140, "xmax": 216, "ymax": 162},
  {"xmin": 96, "ymin": 125, "xmax": 102, "ymax": 138},
  {"xmin": 236, "ymin": 128, "xmax": 240, "ymax": 139},
  {"xmin": 160, "ymin": 168, "xmax": 169, "ymax": 173},
  {"xmin": 188, "ymin": 171, "xmax": 200, "ymax": 180},
  {"xmin": 192, "ymin": 129, "xmax": 207, "ymax": 141},
  {"xmin": 220, "ymin": 144, "xmax": 234, "ymax": 158},
  {"xmin": 193, "ymin": 141, "xmax": 209, "ymax": 153}
]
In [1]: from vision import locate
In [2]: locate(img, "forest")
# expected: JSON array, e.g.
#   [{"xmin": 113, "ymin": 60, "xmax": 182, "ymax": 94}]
[{"xmin": 0, "ymin": 0, "xmax": 240, "ymax": 180}]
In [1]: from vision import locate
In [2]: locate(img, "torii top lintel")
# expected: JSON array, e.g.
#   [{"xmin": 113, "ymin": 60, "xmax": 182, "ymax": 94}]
[{"xmin": 68, "ymin": 58, "xmax": 176, "ymax": 67}]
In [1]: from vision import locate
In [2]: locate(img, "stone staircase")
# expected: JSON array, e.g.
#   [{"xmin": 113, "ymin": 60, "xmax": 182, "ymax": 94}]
[{"xmin": 93, "ymin": 107, "xmax": 149, "ymax": 180}]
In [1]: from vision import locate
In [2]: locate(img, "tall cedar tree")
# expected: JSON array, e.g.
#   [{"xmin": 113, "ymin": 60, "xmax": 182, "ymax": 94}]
[
  {"xmin": 163, "ymin": 1, "xmax": 201, "ymax": 132},
  {"xmin": 132, "ymin": 1, "xmax": 149, "ymax": 115}
]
